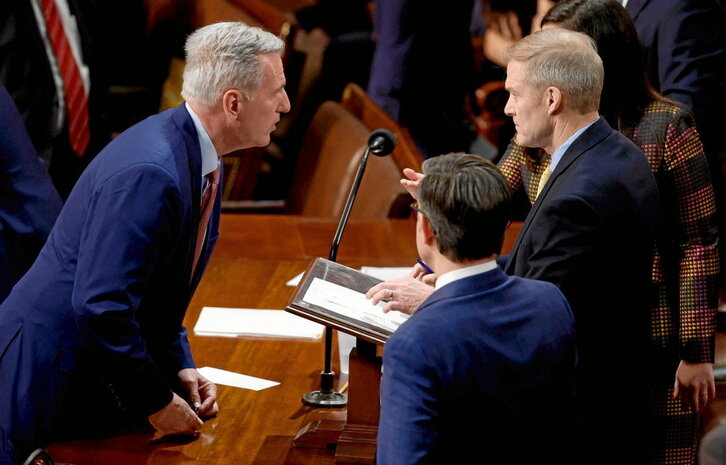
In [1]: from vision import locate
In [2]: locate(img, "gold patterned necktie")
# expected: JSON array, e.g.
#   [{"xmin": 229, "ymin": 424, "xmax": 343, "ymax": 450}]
[{"xmin": 536, "ymin": 166, "xmax": 553, "ymax": 198}]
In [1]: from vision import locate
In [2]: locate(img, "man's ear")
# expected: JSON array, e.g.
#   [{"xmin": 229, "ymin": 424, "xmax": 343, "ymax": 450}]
[
  {"xmin": 420, "ymin": 215, "xmax": 436, "ymax": 246},
  {"xmin": 222, "ymin": 89, "xmax": 245, "ymax": 119},
  {"xmin": 545, "ymin": 86, "xmax": 563, "ymax": 115}
]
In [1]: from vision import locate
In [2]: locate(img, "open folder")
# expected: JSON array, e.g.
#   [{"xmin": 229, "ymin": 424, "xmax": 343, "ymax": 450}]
[{"xmin": 286, "ymin": 257, "xmax": 410, "ymax": 345}]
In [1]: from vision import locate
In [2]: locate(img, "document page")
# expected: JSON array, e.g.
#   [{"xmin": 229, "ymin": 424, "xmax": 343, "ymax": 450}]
[
  {"xmin": 302, "ymin": 277, "xmax": 409, "ymax": 333},
  {"xmin": 198, "ymin": 366, "xmax": 279, "ymax": 391},
  {"xmin": 194, "ymin": 307, "xmax": 324, "ymax": 340}
]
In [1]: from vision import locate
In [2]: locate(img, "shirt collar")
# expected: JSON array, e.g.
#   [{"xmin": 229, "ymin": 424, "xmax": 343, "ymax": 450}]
[
  {"xmin": 435, "ymin": 260, "xmax": 498, "ymax": 290},
  {"xmin": 185, "ymin": 102, "xmax": 219, "ymax": 177},
  {"xmin": 548, "ymin": 119, "xmax": 597, "ymax": 172}
]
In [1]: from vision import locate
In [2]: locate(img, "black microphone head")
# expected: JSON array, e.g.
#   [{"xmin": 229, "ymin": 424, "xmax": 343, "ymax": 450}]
[{"xmin": 368, "ymin": 129, "xmax": 397, "ymax": 156}]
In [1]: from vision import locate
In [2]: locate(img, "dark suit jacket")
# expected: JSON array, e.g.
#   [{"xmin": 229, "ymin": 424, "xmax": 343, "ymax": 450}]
[
  {"xmin": 0, "ymin": 104, "xmax": 220, "ymax": 464},
  {"xmin": 377, "ymin": 267, "xmax": 578, "ymax": 465},
  {"xmin": 367, "ymin": 0, "xmax": 476, "ymax": 158},
  {"xmin": 0, "ymin": 84, "xmax": 62, "ymax": 302},
  {"xmin": 626, "ymin": 0, "xmax": 726, "ymax": 160},
  {"xmin": 0, "ymin": 0, "xmax": 110, "ymax": 198},
  {"xmin": 504, "ymin": 117, "xmax": 658, "ymax": 461}
]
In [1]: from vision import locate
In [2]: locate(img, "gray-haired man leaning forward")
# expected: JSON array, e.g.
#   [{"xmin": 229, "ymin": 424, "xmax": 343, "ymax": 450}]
[{"xmin": 0, "ymin": 21, "xmax": 290, "ymax": 464}]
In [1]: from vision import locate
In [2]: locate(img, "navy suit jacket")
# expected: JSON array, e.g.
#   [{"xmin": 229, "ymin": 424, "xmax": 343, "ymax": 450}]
[
  {"xmin": 626, "ymin": 0, "xmax": 726, "ymax": 158},
  {"xmin": 0, "ymin": 84, "xmax": 62, "ymax": 302},
  {"xmin": 0, "ymin": 104, "xmax": 220, "ymax": 464},
  {"xmin": 377, "ymin": 267, "xmax": 578, "ymax": 465},
  {"xmin": 367, "ymin": 0, "xmax": 476, "ymax": 157},
  {"xmin": 504, "ymin": 117, "xmax": 658, "ymax": 459}
]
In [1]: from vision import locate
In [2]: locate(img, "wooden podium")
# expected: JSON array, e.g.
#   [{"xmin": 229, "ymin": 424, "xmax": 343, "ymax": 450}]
[{"xmin": 286, "ymin": 258, "xmax": 400, "ymax": 464}]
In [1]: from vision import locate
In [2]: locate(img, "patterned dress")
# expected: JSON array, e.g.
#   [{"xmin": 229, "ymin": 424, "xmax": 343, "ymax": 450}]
[{"xmin": 497, "ymin": 101, "xmax": 720, "ymax": 464}]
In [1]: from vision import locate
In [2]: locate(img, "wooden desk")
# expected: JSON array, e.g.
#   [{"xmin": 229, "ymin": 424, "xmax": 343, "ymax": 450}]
[{"xmin": 47, "ymin": 214, "xmax": 418, "ymax": 465}]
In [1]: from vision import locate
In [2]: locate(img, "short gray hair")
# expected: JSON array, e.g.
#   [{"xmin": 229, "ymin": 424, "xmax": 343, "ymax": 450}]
[
  {"xmin": 181, "ymin": 22, "xmax": 285, "ymax": 108},
  {"xmin": 504, "ymin": 28, "xmax": 603, "ymax": 113}
]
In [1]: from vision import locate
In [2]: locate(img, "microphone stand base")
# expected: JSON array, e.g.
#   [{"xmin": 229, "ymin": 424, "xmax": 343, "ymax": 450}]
[{"xmin": 302, "ymin": 390, "xmax": 348, "ymax": 408}]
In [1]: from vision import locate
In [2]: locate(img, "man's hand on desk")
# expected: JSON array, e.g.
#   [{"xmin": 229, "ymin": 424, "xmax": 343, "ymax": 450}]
[
  {"xmin": 178, "ymin": 368, "xmax": 220, "ymax": 418},
  {"xmin": 148, "ymin": 392, "xmax": 204, "ymax": 437},
  {"xmin": 366, "ymin": 274, "xmax": 435, "ymax": 315}
]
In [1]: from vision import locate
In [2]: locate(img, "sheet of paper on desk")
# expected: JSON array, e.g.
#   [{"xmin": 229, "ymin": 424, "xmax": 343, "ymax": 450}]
[
  {"xmin": 194, "ymin": 307, "xmax": 324, "ymax": 339},
  {"xmin": 198, "ymin": 366, "xmax": 279, "ymax": 391},
  {"xmin": 302, "ymin": 277, "xmax": 409, "ymax": 333},
  {"xmin": 360, "ymin": 266, "xmax": 412, "ymax": 281}
]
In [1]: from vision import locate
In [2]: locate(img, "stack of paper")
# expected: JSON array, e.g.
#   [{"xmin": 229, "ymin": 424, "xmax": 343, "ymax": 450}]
[{"xmin": 194, "ymin": 307, "xmax": 324, "ymax": 340}]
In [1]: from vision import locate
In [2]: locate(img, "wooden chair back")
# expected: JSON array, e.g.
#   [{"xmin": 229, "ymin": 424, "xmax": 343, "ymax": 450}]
[
  {"xmin": 340, "ymin": 83, "xmax": 423, "ymax": 174},
  {"xmin": 466, "ymin": 80, "xmax": 513, "ymax": 157},
  {"xmin": 287, "ymin": 100, "xmax": 409, "ymax": 219},
  {"xmin": 501, "ymin": 221, "xmax": 523, "ymax": 255}
]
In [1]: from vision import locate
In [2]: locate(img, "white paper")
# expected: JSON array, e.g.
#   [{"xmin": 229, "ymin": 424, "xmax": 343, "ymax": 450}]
[
  {"xmin": 302, "ymin": 277, "xmax": 409, "ymax": 332},
  {"xmin": 338, "ymin": 331, "xmax": 356, "ymax": 374},
  {"xmin": 360, "ymin": 266, "xmax": 412, "ymax": 281},
  {"xmin": 198, "ymin": 366, "xmax": 279, "ymax": 391},
  {"xmin": 194, "ymin": 307, "xmax": 324, "ymax": 340},
  {"xmin": 286, "ymin": 272, "xmax": 304, "ymax": 287}
]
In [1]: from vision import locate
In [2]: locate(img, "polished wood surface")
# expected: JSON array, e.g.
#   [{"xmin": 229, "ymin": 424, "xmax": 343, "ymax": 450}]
[{"xmin": 47, "ymin": 214, "xmax": 419, "ymax": 465}]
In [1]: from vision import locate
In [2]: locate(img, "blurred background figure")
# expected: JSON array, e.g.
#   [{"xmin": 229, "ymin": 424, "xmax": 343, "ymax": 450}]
[
  {"xmin": 366, "ymin": 0, "xmax": 479, "ymax": 159},
  {"xmin": 0, "ymin": 83, "xmax": 62, "ymax": 303},
  {"xmin": 0, "ymin": 0, "xmax": 114, "ymax": 199},
  {"xmin": 623, "ymin": 0, "xmax": 726, "ymax": 291}
]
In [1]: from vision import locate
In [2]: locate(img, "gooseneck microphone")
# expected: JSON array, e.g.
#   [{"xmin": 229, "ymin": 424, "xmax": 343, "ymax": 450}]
[
  {"xmin": 302, "ymin": 128, "xmax": 397, "ymax": 408},
  {"xmin": 328, "ymin": 129, "xmax": 396, "ymax": 264}
]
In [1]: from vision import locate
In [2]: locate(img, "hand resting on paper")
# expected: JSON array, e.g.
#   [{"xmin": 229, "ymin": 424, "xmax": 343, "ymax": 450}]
[{"xmin": 366, "ymin": 265, "xmax": 436, "ymax": 315}]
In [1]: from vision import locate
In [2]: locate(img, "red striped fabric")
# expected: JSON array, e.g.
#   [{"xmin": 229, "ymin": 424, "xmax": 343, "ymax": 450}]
[
  {"xmin": 191, "ymin": 165, "xmax": 221, "ymax": 281},
  {"xmin": 41, "ymin": 0, "xmax": 90, "ymax": 156}
]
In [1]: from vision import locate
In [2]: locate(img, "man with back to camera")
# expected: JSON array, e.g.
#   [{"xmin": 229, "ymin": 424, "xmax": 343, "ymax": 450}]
[
  {"xmin": 369, "ymin": 28, "xmax": 659, "ymax": 463},
  {"xmin": 376, "ymin": 153, "xmax": 578, "ymax": 465},
  {"xmin": 0, "ymin": 21, "xmax": 291, "ymax": 464}
]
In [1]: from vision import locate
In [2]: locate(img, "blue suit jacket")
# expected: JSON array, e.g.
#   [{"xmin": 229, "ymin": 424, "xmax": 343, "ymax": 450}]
[
  {"xmin": 0, "ymin": 84, "xmax": 62, "ymax": 302},
  {"xmin": 0, "ymin": 104, "xmax": 220, "ymax": 464},
  {"xmin": 377, "ymin": 267, "xmax": 578, "ymax": 465},
  {"xmin": 503, "ymin": 117, "xmax": 658, "ymax": 460},
  {"xmin": 626, "ymin": 0, "xmax": 726, "ymax": 160}
]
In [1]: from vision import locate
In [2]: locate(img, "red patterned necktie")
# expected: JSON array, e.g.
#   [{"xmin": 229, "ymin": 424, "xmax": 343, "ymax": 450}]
[
  {"xmin": 191, "ymin": 165, "xmax": 221, "ymax": 280},
  {"xmin": 41, "ymin": 0, "xmax": 90, "ymax": 156}
]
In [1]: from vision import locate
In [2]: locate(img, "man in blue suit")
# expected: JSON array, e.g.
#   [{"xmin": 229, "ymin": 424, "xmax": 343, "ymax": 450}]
[
  {"xmin": 0, "ymin": 83, "xmax": 62, "ymax": 302},
  {"xmin": 501, "ymin": 28, "xmax": 658, "ymax": 462},
  {"xmin": 376, "ymin": 153, "xmax": 578, "ymax": 464},
  {"xmin": 0, "ymin": 21, "xmax": 291, "ymax": 464}
]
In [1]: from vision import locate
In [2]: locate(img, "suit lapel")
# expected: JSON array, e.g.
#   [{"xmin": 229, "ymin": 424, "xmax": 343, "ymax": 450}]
[
  {"xmin": 171, "ymin": 104, "xmax": 204, "ymax": 284},
  {"xmin": 505, "ymin": 118, "xmax": 611, "ymax": 272}
]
